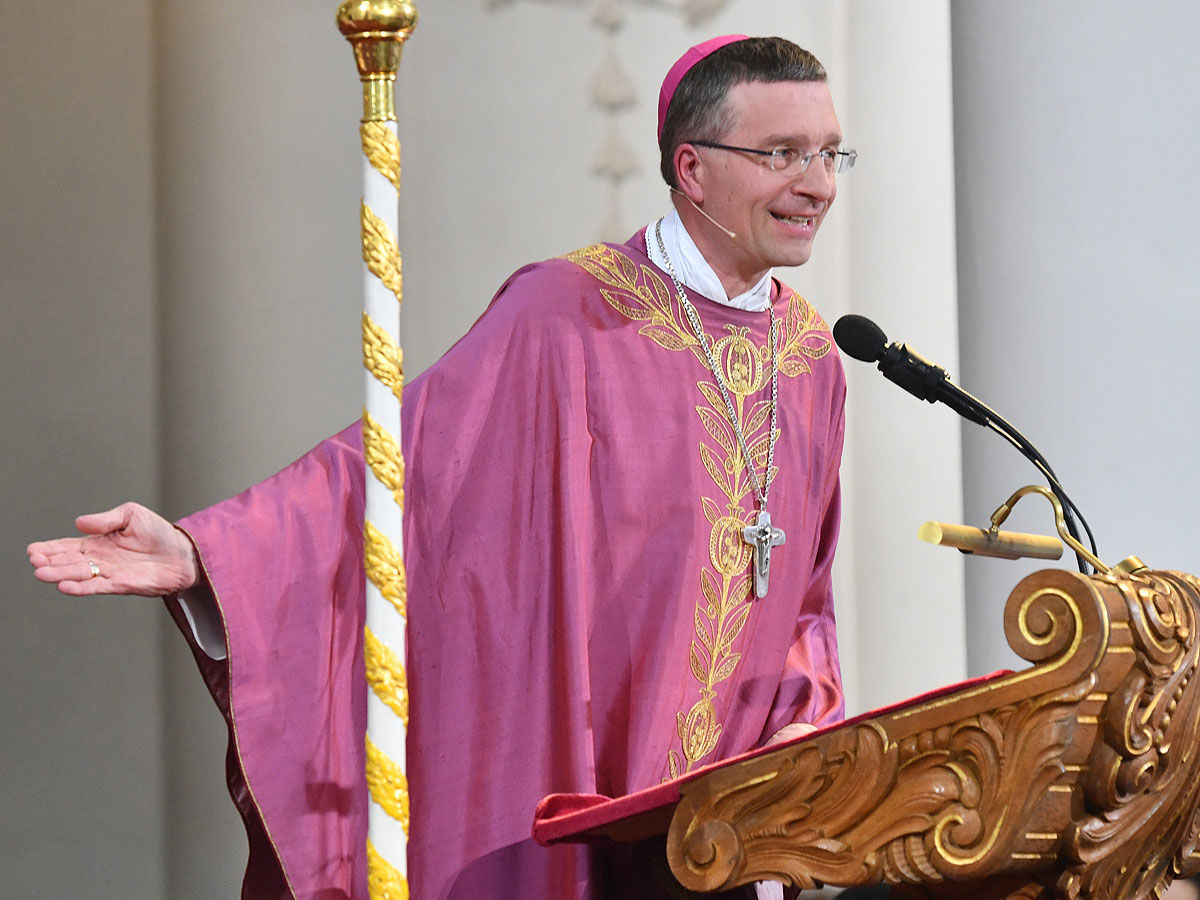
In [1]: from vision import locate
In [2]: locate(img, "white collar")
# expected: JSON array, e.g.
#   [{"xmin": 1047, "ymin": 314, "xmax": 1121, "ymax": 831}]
[{"xmin": 644, "ymin": 208, "xmax": 773, "ymax": 312}]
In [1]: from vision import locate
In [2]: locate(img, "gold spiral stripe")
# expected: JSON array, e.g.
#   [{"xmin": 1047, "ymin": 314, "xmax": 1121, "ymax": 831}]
[
  {"xmin": 367, "ymin": 838, "xmax": 409, "ymax": 900},
  {"xmin": 362, "ymin": 409, "xmax": 405, "ymax": 508},
  {"xmin": 363, "ymin": 311, "xmax": 404, "ymax": 401},
  {"xmin": 365, "ymin": 520, "xmax": 407, "ymax": 617},
  {"xmin": 365, "ymin": 625, "xmax": 409, "ymax": 725},
  {"xmin": 366, "ymin": 736, "xmax": 411, "ymax": 833},
  {"xmin": 362, "ymin": 201, "xmax": 403, "ymax": 303},
  {"xmin": 361, "ymin": 121, "xmax": 401, "ymax": 191}
]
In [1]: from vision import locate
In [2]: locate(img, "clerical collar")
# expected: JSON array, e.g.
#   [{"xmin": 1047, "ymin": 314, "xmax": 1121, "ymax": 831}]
[{"xmin": 644, "ymin": 208, "xmax": 773, "ymax": 312}]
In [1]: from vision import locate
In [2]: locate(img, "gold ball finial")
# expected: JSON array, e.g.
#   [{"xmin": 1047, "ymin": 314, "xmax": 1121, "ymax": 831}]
[
  {"xmin": 337, "ymin": 1, "xmax": 418, "ymax": 121},
  {"xmin": 336, "ymin": 1, "xmax": 418, "ymax": 44}
]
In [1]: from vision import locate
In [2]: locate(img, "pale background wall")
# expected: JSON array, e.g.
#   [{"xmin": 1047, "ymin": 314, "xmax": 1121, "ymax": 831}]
[
  {"xmin": 953, "ymin": 1, "xmax": 1200, "ymax": 674},
  {"xmin": 3, "ymin": 1, "xmax": 1196, "ymax": 897}
]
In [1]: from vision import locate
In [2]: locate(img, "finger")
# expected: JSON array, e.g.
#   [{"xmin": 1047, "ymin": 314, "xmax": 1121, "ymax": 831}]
[
  {"xmin": 75, "ymin": 503, "xmax": 138, "ymax": 537},
  {"xmin": 27, "ymin": 538, "xmax": 84, "ymax": 564},
  {"xmin": 56, "ymin": 576, "xmax": 119, "ymax": 597},
  {"xmin": 28, "ymin": 544, "xmax": 91, "ymax": 569},
  {"xmin": 32, "ymin": 558, "xmax": 99, "ymax": 584}
]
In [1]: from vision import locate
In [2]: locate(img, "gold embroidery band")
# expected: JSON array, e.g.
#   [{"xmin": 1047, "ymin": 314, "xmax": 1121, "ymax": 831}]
[
  {"xmin": 563, "ymin": 243, "xmax": 832, "ymax": 778},
  {"xmin": 366, "ymin": 625, "xmax": 410, "ymax": 725},
  {"xmin": 363, "ymin": 408, "xmax": 405, "ymax": 508},
  {"xmin": 364, "ymin": 520, "xmax": 407, "ymax": 618},
  {"xmin": 367, "ymin": 838, "xmax": 410, "ymax": 900}
]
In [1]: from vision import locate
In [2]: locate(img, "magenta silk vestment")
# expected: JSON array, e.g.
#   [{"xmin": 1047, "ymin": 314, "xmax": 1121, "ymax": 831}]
[{"xmin": 166, "ymin": 231, "xmax": 846, "ymax": 899}]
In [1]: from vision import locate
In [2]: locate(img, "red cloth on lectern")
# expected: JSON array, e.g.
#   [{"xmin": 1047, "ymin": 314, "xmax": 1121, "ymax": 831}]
[{"xmin": 166, "ymin": 231, "xmax": 847, "ymax": 899}]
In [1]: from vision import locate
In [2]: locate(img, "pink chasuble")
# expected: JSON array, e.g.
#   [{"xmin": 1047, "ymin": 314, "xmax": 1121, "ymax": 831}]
[{"xmin": 166, "ymin": 231, "xmax": 846, "ymax": 899}]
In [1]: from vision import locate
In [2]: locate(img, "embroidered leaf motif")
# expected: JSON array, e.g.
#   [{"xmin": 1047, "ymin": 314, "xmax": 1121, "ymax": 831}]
[
  {"xmin": 744, "ymin": 397, "xmax": 772, "ymax": 438},
  {"xmin": 696, "ymin": 407, "xmax": 735, "ymax": 457},
  {"xmin": 697, "ymin": 381, "xmax": 725, "ymax": 413},
  {"xmin": 599, "ymin": 288, "xmax": 645, "ymax": 322},
  {"xmin": 731, "ymin": 575, "xmax": 752, "ymax": 604},
  {"xmin": 689, "ymin": 644, "xmax": 708, "ymax": 683},
  {"xmin": 668, "ymin": 751, "xmax": 680, "ymax": 780},
  {"xmin": 747, "ymin": 432, "xmax": 772, "ymax": 467},
  {"xmin": 698, "ymin": 443, "xmax": 731, "ymax": 499},
  {"xmin": 695, "ymin": 609, "xmax": 713, "ymax": 652},
  {"xmin": 700, "ymin": 569, "xmax": 721, "ymax": 618},
  {"xmin": 780, "ymin": 355, "xmax": 813, "ymax": 378},
  {"xmin": 719, "ymin": 602, "xmax": 752, "ymax": 651},
  {"xmin": 639, "ymin": 323, "xmax": 694, "ymax": 352},
  {"xmin": 701, "ymin": 497, "xmax": 721, "ymax": 524},
  {"xmin": 712, "ymin": 652, "xmax": 742, "ymax": 685}
]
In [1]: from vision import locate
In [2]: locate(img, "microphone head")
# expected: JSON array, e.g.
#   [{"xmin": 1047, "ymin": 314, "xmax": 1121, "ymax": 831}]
[{"xmin": 833, "ymin": 314, "xmax": 888, "ymax": 363}]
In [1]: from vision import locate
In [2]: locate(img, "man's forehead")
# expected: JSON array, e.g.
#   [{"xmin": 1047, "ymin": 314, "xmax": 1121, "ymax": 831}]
[{"xmin": 726, "ymin": 80, "xmax": 842, "ymax": 141}]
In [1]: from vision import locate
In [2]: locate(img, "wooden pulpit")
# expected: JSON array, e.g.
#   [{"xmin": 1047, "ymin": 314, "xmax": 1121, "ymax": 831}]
[{"xmin": 534, "ymin": 567, "xmax": 1200, "ymax": 899}]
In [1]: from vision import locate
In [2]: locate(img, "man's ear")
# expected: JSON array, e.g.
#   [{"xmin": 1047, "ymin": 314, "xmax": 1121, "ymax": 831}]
[{"xmin": 673, "ymin": 143, "xmax": 705, "ymax": 205}]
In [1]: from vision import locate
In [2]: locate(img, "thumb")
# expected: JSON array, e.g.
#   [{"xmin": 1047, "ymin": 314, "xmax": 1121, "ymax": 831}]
[{"xmin": 75, "ymin": 502, "xmax": 138, "ymax": 537}]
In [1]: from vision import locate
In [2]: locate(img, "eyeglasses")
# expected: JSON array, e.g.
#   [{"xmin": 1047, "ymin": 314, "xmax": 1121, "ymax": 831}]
[{"xmin": 689, "ymin": 140, "xmax": 858, "ymax": 175}]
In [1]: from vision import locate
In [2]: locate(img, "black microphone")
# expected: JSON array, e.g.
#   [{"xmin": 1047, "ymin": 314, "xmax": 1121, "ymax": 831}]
[{"xmin": 832, "ymin": 314, "xmax": 988, "ymax": 427}]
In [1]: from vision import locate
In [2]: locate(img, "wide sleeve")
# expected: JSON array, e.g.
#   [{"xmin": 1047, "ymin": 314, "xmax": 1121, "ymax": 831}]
[{"xmin": 163, "ymin": 422, "xmax": 369, "ymax": 900}]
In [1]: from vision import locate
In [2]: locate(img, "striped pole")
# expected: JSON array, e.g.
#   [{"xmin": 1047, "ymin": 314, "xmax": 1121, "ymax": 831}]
[{"xmin": 336, "ymin": 3, "xmax": 417, "ymax": 898}]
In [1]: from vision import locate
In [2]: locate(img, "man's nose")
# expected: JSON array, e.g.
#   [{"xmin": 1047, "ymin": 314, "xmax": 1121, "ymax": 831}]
[{"xmin": 793, "ymin": 161, "xmax": 836, "ymax": 199}]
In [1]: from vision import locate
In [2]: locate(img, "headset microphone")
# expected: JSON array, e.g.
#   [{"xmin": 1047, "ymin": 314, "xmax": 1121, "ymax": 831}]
[{"xmin": 670, "ymin": 187, "xmax": 737, "ymax": 240}]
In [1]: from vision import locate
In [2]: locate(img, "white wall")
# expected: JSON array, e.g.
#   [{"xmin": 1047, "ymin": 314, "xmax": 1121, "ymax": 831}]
[{"xmin": 1, "ymin": 3, "xmax": 166, "ymax": 897}]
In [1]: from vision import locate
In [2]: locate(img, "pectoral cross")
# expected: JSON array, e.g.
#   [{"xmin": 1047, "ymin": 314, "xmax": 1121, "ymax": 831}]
[{"xmin": 743, "ymin": 510, "xmax": 786, "ymax": 599}]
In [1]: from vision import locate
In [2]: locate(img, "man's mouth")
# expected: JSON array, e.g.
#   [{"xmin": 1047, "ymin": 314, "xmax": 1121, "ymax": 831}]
[{"xmin": 771, "ymin": 213, "xmax": 814, "ymax": 227}]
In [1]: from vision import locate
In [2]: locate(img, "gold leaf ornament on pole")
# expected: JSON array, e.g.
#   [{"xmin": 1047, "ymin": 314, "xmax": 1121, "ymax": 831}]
[{"xmin": 337, "ymin": 2, "xmax": 417, "ymax": 897}]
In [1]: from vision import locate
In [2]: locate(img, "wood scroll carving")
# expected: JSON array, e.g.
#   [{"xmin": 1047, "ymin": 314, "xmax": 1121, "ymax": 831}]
[{"xmin": 665, "ymin": 568, "xmax": 1200, "ymax": 899}]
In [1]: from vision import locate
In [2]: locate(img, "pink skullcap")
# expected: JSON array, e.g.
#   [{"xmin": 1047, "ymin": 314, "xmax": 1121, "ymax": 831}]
[{"xmin": 657, "ymin": 34, "xmax": 750, "ymax": 141}]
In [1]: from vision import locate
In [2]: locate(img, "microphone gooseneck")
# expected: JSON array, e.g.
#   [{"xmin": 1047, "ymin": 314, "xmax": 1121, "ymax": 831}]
[{"xmin": 832, "ymin": 313, "xmax": 1098, "ymax": 573}]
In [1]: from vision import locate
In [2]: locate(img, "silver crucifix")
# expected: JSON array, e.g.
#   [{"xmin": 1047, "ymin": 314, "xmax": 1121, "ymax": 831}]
[{"xmin": 743, "ymin": 510, "xmax": 786, "ymax": 599}]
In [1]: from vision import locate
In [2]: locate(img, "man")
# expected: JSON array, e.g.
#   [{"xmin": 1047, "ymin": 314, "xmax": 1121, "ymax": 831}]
[{"xmin": 29, "ymin": 35, "xmax": 852, "ymax": 899}]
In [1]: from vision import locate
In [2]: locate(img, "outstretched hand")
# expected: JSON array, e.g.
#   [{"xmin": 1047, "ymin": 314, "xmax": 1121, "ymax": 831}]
[{"xmin": 27, "ymin": 502, "xmax": 200, "ymax": 597}]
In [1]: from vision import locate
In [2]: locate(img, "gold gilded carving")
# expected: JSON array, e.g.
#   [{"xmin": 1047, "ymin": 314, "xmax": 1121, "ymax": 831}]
[
  {"xmin": 367, "ymin": 838, "xmax": 410, "ymax": 900},
  {"xmin": 361, "ymin": 201, "xmax": 403, "ymax": 302},
  {"xmin": 362, "ymin": 408, "xmax": 405, "ymax": 508},
  {"xmin": 364, "ymin": 520, "xmax": 407, "ymax": 617},
  {"xmin": 337, "ymin": 1, "xmax": 418, "ymax": 123},
  {"xmin": 367, "ymin": 736, "xmax": 410, "ymax": 831},
  {"xmin": 1058, "ymin": 571, "xmax": 1200, "ymax": 900},
  {"xmin": 361, "ymin": 121, "xmax": 402, "ymax": 191},
  {"xmin": 664, "ymin": 569, "xmax": 1200, "ymax": 900},
  {"xmin": 363, "ymin": 311, "xmax": 404, "ymax": 401},
  {"xmin": 365, "ymin": 625, "xmax": 409, "ymax": 725},
  {"xmin": 563, "ymin": 243, "xmax": 833, "ymax": 778}
]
